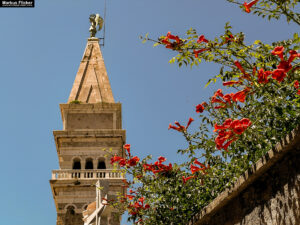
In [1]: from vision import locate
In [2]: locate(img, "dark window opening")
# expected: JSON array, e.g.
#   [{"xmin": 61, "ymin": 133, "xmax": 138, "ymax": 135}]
[
  {"xmin": 73, "ymin": 159, "xmax": 81, "ymax": 170},
  {"xmin": 85, "ymin": 159, "xmax": 93, "ymax": 169},
  {"xmin": 97, "ymin": 161, "xmax": 106, "ymax": 169},
  {"xmin": 66, "ymin": 206, "xmax": 75, "ymax": 215}
]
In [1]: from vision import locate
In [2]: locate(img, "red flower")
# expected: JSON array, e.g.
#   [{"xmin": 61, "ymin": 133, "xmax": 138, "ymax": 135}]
[
  {"xmin": 239, "ymin": 118, "xmax": 252, "ymax": 127},
  {"xmin": 297, "ymin": 89, "xmax": 300, "ymax": 95},
  {"xmin": 222, "ymin": 137, "xmax": 238, "ymax": 151},
  {"xmin": 214, "ymin": 118, "xmax": 251, "ymax": 151},
  {"xmin": 127, "ymin": 156, "xmax": 140, "ymax": 167},
  {"xmin": 225, "ymin": 34, "xmax": 235, "ymax": 43},
  {"xmin": 143, "ymin": 157, "xmax": 173, "ymax": 175},
  {"xmin": 167, "ymin": 31, "xmax": 181, "ymax": 44},
  {"xmin": 182, "ymin": 175, "xmax": 195, "ymax": 184},
  {"xmin": 158, "ymin": 156, "xmax": 166, "ymax": 163},
  {"xmin": 272, "ymin": 69, "xmax": 286, "ymax": 83},
  {"xmin": 196, "ymin": 102, "xmax": 207, "ymax": 113},
  {"xmin": 193, "ymin": 48, "xmax": 208, "ymax": 58},
  {"xmin": 288, "ymin": 50, "xmax": 300, "ymax": 64},
  {"xmin": 126, "ymin": 194, "xmax": 135, "ymax": 200},
  {"xmin": 215, "ymin": 130, "xmax": 235, "ymax": 151},
  {"xmin": 119, "ymin": 158, "xmax": 127, "ymax": 167},
  {"xmin": 168, "ymin": 122, "xmax": 185, "ymax": 132},
  {"xmin": 214, "ymin": 118, "xmax": 232, "ymax": 132},
  {"xmin": 223, "ymin": 93, "xmax": 234, "ymax": 103},
  {"xmin": 232, "ymin": 88, "xmax": 251, "ymax": 103},
  {"xmin": 194, "ymin": 159, "xmax": 205, "ymax": 167},
  {"xmin": 294, "ymin": 80, "xmax": 299, "ymax": 89},
  {"xmin": 135, "ymin": 174, "xmax": 142, "ymax": 179},
  {"xmin": 124, "ymin": 144, "xmax": 131, "ymax": 156},
  {"xmin": 186, "ymin": 117, "xmax": 194, "ymax": 129},
  {"xmin": 197, "ymin": 35, "xmax": 209, "ymax": 43},
  {"xmin": 272, "ymin": 46, "xmax": 285, "ymax": 61},
  {"xmin": 143, "ymin": 163, "xmax": 154, "ymax": 172},
  {"xmin": 168, "ymin": 117, "xmax": 194, "ymax": 132},
  {"xmin": 243, "ymin": 0, "xmax": 259, "ymax": 13},
  {"xmin": 211, "ymin": 89, "xmax": 235, "ymax": 109},
  {"xmin": 230, "ymin": 118, "xmax": 252, "ymax": 135},
  {"xmin": 257, "ymin": 68, "xmax": 271, "ymax": 84},
  {"xmin": 110, "ymin": 155, "xmax": 123, "ymax": 164},
  {"xmin": 234, "ymin": 60, "xmax": 251, "ymax": 80},
  {"xmin": 162, "ymin": 32, "xmax": 182, "ymax": 49},
  {"xmin": 277, "ymin": 60, "xmax": 292, "ymax": 73},
  {"xmin": 234, "ymin": 61, "xmax": 245, "ymax": 74},
  {"xmin": 190, "ymin": 161, "xmax": 209, "ymax": 174},
  {"xmin": 215, "ymin": 89, "xmax": 224, "ymax": 97}
]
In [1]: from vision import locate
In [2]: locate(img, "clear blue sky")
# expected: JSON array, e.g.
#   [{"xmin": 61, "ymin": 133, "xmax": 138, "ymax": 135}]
[{"xmin": 0, "ymin": 1, "xmax": 297, "ymax": 224}]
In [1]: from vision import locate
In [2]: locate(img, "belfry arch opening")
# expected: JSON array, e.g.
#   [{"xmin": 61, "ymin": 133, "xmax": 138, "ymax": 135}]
[
  {"xmin": 66, "ymin": 205, "xmax": 75, "ymax": 215},
  {"xmin": 85, "ymin": 158, "xmax": 93, "ymax": 169},
  {"xmin": 72, "ymin": 158, "xmax": 81, "ymax": 170},
  {"xmin": 97, "ymin": 158, "xmax": 106, "ymax": 169}
]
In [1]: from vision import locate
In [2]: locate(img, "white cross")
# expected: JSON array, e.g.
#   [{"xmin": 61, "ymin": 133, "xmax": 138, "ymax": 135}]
[{"xmin": 83, "ymin": 180, "xmax": 108, "ymax": 225}]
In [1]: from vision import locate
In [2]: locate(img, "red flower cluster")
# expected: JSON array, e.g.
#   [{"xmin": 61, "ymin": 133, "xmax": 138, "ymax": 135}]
[
  {"xmin": 234, "ymin": 60, "xmax": 251, "ymax": 80},
  {"xmin": 168, "ymin": 117, "xmax": 194, "ymax": 132},
  {"xmin": 193, "ymin": 48, "xmax": 209, "ymax": 58},
  {"xmin": 243, "ymin": 0, "xmax": 259, "ymax": 13},
  {"xmin": 128, "ymin": 197, "xmax": 150, "ymax": 216},
  {"xmin": 214, "ymin": 118, "xmax": 251, "ymax": 151},
  {"xmin": 192, "ymin": 34, "xmax": 210, "ymax": 58},
  {"xmin": 232, "ymin": 88, "xmax": 251, "ymax": 102},
  {"xmin": 222, "ymin": 61, "xmax": 252, "ymax": 87},
  {"xmin": 182, "ymin": 175, "xmax": 195, "ymax": 184},
  {"xmin": 196, "ymin": 102, "xmax": 207, "ymax": 113},
  {"xmin": 190, "ymin": 159, "xmax": 210, "ymax": 174},
  {"xmin": 110, "ymin": 144, "xmax": 140, "ymax": 168},
  {"xmin": 161, "ymin": 32, "xmax": 182, "ymax": 49},
  {"xmin": 197, "ymin": 35, "xmax": 209, "ymax": 43},
  {"xmin": 294, "ymin": 80, "xmax": 300, "ymax": 95},
  {"xmin": 225, "ymin": 34, "xmax": 235, "ymax": 43},
  {"xmin": 143, "ymin": 156, "xmax": 173, "ymax": 174},
  {"xmin": 257, "ymin": 68, "xmax": 272, "ymax": 84},
  {"xmin": 211, "ymin": 88, "xmax": 250, "ymax": 109},
  {"xmin": 271, "ymin": 47, "xmax": 300, "ymax": 83},
  {"xmin": 211, "ymin": 89, "xmax": 232, "ymax": 109}
]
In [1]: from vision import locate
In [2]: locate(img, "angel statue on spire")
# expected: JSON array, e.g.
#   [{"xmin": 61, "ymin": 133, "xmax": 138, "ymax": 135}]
[{"xmin": 89, "ymin": 14, "xmax": 104, "ymax": 37}]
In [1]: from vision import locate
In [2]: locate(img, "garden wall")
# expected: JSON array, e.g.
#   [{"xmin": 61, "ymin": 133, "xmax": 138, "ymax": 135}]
[{"xmin": 189, "ymin": 127, "xmax": 300, "ymax": 225}]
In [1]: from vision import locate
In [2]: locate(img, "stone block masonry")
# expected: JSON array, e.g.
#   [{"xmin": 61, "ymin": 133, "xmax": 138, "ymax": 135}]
[{"xmin": 189, "ymin": 126, "xmax": 300, "ymax": 225}]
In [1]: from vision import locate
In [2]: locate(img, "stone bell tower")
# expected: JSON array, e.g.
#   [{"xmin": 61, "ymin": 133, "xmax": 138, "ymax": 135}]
[{"xmin": 50, "ymin": 37, "xmax": 126, "ymax": 225}]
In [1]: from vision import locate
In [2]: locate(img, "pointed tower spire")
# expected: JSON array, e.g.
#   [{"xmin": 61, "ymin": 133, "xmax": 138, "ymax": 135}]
[{"xmin": 68, "ymin": 37, "xmax": 114, "ymax": 103}]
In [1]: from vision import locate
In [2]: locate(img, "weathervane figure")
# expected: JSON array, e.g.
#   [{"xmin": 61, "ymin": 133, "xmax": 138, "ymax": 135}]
[{"xmin": 89, "ymin": 14, "xmax": 104, "ymax": 37}]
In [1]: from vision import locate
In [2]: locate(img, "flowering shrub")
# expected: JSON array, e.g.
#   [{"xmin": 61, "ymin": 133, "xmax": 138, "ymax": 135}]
[{"xmin": 110, "ymin": 1, "xmax": 300, "ymax": 224}]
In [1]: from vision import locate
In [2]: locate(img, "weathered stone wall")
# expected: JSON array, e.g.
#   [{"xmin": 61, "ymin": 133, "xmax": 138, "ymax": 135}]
[
  {"xmin": 192, "ymin": 147, "xmax": 300, "ymax": 225},
  {"xmin": 57, "ymin": 213, "xmax": 83, "ymax": 225}
]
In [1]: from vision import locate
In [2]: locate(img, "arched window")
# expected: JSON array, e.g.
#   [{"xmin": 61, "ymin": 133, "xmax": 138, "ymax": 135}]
[
  {"xmin": 72, "ymin": 158, "xmax": 81, "ymax": 170},
  {"xmin": 64, "ymin": 205, "xmax": 76, "ymax": 224},
  {"xmin": 66, "ymin": 206, "xmax": 75, "ymax": 215},
  {"xmin": 83, "ymin": 204, "xmax": 88, "ymax": 210},
  {"xmin": 97, "ymin": 159, "xmax": 106, "ymax": 169},
  {"xmin": 85, "ymin": 158, "xmax": 93, "ymax": 169}
]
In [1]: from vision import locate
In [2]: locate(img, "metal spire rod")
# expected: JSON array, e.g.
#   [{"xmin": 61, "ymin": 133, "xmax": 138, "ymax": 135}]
[{"xmin": 102, "ymin": 0, "xmax": 107, "ymax": 47}]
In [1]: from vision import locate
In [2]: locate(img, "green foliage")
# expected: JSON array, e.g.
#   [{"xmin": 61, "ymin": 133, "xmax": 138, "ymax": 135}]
[
  {"xmin": 69, "ymin": 100, "xmax": 82, "ymax": 104},
  {"xmin": 227, "ymin": 0, "xmax": 300, "ymax": 25},
  {"xmin": 112, "ymin": 1, "xmax": 300, "ymax": 224}
]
